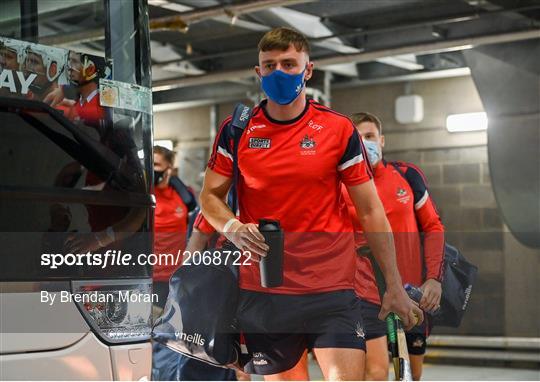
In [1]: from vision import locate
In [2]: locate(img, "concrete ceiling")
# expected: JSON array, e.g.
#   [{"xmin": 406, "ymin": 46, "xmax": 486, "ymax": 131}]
[
  {"xmin": 5, "ymin": 0, "xmax": 537, "ymax": 106},
  {"xmin": 148, "ymin": 0, "xmax": 540, "ymax": 106}
]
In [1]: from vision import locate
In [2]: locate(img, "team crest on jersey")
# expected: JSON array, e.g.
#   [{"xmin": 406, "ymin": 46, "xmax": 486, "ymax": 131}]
[
  {"xmin": 300, "ymin": 135, "xmax": 316, "ymax": 149},
  {"xmin": 396, "ymin": 188, "xmax": 411, "ymax": 204},
  {"xmin": 299, "ymin": 135, "xmax": 316, "ymax": 155},
  {"xmin": 248, "ymin": 137, "xmax": 271, "ymax": 149}
]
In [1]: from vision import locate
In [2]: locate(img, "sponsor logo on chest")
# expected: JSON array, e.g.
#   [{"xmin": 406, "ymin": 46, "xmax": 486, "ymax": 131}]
[
  {"xmin": 308, "ymin": 119, "xmax": 325, "ymax": 132},
  {"xmin": 248, "ymin": 137, "xmax": 271, "ymax": 149}
]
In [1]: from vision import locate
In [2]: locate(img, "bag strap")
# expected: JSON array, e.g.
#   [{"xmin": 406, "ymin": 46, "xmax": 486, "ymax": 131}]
[
  {"xmin": 229, "ymin": 103, "xmax": 252, "ymax": 214},
  {"xmin": 169, "ymin": 176, "xmax": 198, "ymax": 212},
  {"xmin": 389, "ymin": 161, "xmax": 407, "ymax": 180}
]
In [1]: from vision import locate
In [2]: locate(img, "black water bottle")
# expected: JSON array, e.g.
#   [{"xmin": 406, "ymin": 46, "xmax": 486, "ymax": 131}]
[{"xmin": 258, "ymin": 219, "xmax": 284, "ymax": 288}]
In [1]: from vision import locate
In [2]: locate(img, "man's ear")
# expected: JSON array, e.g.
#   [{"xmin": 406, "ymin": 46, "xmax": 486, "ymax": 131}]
[
  {"xmin": 255, "ymin": 65, "xmax": 261, "ymax": 79},
  {"xmin": 49, "ymin": 62, "xmax": 58, "ymax": 78},
  {"xmin": 380, "ymin": 134, "xmax": 385, "ymax": 148},
  {"xmin": 305, "ymin": 61, "xmax": 314, "ymax": 81}
]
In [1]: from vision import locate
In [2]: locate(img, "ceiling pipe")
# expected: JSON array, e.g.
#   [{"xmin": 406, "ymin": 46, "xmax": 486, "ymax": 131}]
[
  {"xmin": 150, "ymin": 0, "xmax": 312, "ymax": 30},
  {"xmin": 152, "ymin": 28, "xmax": 540, "ymax": 91},
  {"xmin": 39, "ymin": 0, "xmax": 314, "ymax": 46},
  {"xmin": 153, "ymin": 4, "xmax": 540, "ymax": 69}
]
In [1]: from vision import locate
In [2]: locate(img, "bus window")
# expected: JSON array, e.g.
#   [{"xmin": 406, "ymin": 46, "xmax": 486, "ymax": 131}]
[{"xmin": 0, "ymin": 0, "xmax": 153, "ymax": 281}]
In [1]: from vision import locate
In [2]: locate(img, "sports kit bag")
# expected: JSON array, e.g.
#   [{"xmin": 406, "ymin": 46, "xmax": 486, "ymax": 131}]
[
  {"xmin": 390, "ymin": 161, "xmax": 478, "ymax": 327},
  {"xmin": 152, "ymin": 103, "xmax": 252, "ymax": 367},
  {"xmin": 431, "ymin": 242, "xmax": 478, "ymax": 327}
]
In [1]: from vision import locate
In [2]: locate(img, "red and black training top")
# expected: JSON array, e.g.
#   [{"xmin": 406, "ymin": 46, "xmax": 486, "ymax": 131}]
[
  {"xmin": 207, "ymin": 99, "xmax": 373, "ymax": 295},
  {"xmin": 342, "ymin": 160, "xmax": 445, "ymax": 305}
]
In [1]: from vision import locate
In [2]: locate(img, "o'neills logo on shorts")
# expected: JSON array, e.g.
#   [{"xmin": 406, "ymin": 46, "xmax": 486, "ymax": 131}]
[
  {"xmin": 249, "ymin": 137, "xmax": 271, "ymax": 149},
  {"xmin": 175, "ymin": 331, "xmax": 205, "ymax": 346},
  {"xmin": 252, "ymin": 352, "xmax": 269, "ymax": 366},
  {"xmin": 462, "ymin": 285, "xmax": 473, "ymax": 310}
]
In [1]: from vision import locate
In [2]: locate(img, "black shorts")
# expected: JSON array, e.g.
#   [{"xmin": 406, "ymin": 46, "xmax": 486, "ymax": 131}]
[
  {"xmin": 237, "ymin": 289, "xmax": 366, "ymax": 375},
  {"xmin": 359, "ymin": 299, "xmax": 428, "ymax": 355},
  {"xmin": 359, "ymin": 299, "xmax": 387, "ymax": 340}
]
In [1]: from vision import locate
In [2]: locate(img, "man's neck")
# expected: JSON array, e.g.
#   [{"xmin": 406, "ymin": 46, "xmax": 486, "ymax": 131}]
[
  {"xmin": 265, "ymin": 91, "xmax": 307, "ymax": 122},
  {"xmin": 79, "ymin": 82, "xmax": 97, "ymax": 101},
  {"xmin": 372, "ymin": 160, "xmax": 384, "ymax": 174},
  {"xmin": 156, "ymin": 181, "xmax": 169, "ymax": 190}
]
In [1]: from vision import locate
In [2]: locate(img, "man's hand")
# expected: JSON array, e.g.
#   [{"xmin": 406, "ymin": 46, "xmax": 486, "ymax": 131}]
[
  {"xmin": 379, "ymin": 285, "xmax": 424, "ymax": 331},
  {"xmin": 420, "ymin": 278, "xmax": 442, "ymax": 313},
  {"xmin": 224, "ymin": 221, "xmax": 269, "ymax": 261}
]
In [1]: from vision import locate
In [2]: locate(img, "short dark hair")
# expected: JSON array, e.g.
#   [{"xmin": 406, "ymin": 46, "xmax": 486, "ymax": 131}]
[
  {"xmin": 350, "ymin": 112, "xmax": 383, "ymax": 134},
  {"xmin": 154, "ymin": 145, "xmax": 175, "ymax": 165},
  {"xmin": 258, "ymin": 27, "xmax": 310, "ymax": 54}
]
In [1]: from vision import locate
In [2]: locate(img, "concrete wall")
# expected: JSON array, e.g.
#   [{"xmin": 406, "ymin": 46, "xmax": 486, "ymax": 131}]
[{"xmin": 153, "ymin": 75, "xmax": 539, "ymax": 337}]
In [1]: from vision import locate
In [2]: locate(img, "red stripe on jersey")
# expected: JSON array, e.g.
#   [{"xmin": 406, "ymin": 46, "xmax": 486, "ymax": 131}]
[
  {"xmin": 194, "ymin": 212, "xmax": 216, "ymax": 234},
  {"xmin": 208, "ymin": 116, "xmax": 232, "ymax": 169}
]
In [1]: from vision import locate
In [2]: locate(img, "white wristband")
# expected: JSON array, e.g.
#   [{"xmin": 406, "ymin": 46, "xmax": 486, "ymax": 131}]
[{"xmin": 223, "ymin": 218, "xmax": 240, "ymax": 233}]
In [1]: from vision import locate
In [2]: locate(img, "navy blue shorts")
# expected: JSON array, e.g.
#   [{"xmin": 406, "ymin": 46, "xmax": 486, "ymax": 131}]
[
  {"xmin": 237, "ymin": 289, "xmax": 366, "ymax": 375},
  {"xmin": 359, "ymin": 299, "xmax": 387, "ymax": 341},
  {"xmin": 359, "ymin": 299, "xmax": 428, "ymax": 355}
]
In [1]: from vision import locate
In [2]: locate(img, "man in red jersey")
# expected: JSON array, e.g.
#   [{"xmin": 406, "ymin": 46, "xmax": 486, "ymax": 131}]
[
  {"xmin": 64, "ymin": 51, "xmax": 107, "ymax": 128},
  {"xmin": 152, "ymin": 145, "xmax": 191, "ymax": 303},
  {"xmin": 344, "ymin": 112, "xmax": 445, "ymax": 381},
  {"xmin": 200, "ymin": 27, "xmax": 422, "ymax": 380}
]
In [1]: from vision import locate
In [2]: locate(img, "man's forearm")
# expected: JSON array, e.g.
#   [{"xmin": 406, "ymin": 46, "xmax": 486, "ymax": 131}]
[
  {"xmin": 185, "ymin": 229, "xmax": 212, "ymax": 253},
  {"xmin": 360, "ymin": 210, "xmax": 402, "ymax": 289},
  {"xmin": 200, "ymin": 189, "xmax": 236, "ymax": 232}
]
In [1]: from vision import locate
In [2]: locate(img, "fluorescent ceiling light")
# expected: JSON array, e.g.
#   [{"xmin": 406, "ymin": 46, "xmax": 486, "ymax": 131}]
[
  {"xmin": 446, "ymin": 112, "xmax": 488, "ymax": 133},
  {"xmin": 154, "ymin": 139, "xmax": 174, "ymax": 150}
]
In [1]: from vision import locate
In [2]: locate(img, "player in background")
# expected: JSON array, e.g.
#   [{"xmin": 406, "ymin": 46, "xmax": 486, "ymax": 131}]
[{"xmin": 346, "ymin": 112, "xmax": 445, "ymax": 380}]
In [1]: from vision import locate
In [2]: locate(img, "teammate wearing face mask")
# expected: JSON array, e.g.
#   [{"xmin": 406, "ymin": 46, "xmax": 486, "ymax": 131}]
[
  {"xmin": 200, "ymin": 27, "xmax": 422, "ymax": 380},
  {"xmin": 152, "ymin": 145, "xmax": 197, "ymax": 295},
  {"xmin": 342, "ymin": 112, "xmax": 445, "ymax": 381}
]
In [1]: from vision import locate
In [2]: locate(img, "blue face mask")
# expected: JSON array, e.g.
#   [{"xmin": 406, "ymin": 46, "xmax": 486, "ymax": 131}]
[
  {"xmin": 363, "ymin": 140, "xmax": 382, "ymax": 166},
  {"xmin": 261, "ymin": 69, "xmax": 305, "ymax": 105}
]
